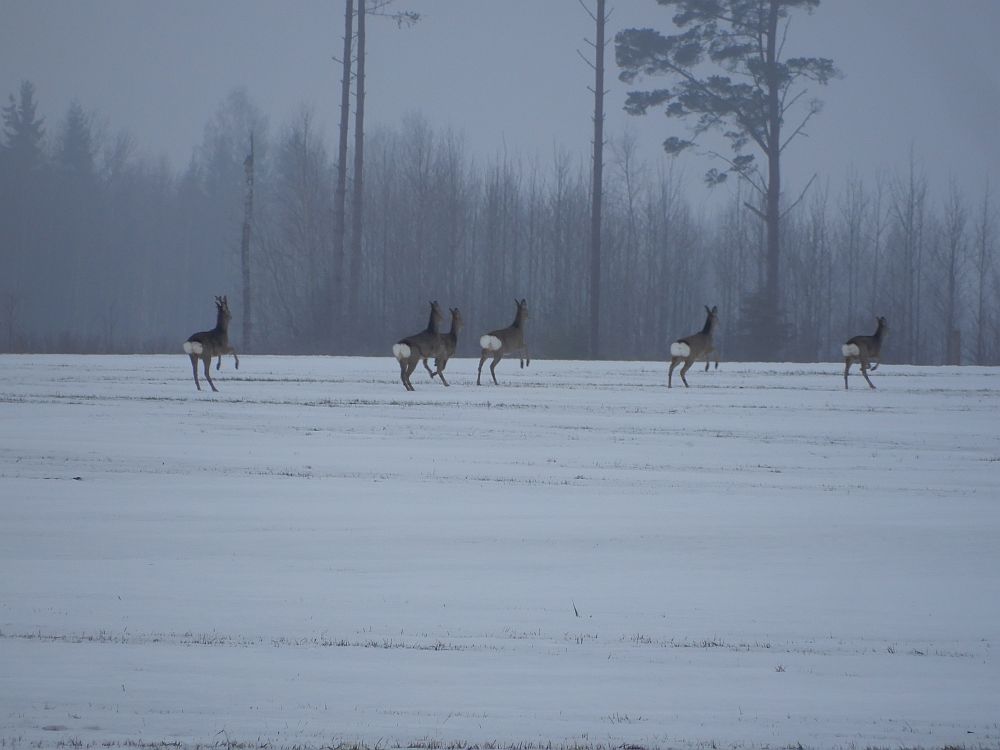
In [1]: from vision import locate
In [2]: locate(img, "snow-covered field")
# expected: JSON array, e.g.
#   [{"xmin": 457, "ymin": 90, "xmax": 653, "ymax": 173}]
[{"xmin": 1, "ymin": 354, "xmax": 998, "ymax": 750}]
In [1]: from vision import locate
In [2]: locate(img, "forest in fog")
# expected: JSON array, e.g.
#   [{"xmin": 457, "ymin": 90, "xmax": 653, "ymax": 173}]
[{"xmin": 1, "ymin": 80, "xmax": 998, "ymax": 364}]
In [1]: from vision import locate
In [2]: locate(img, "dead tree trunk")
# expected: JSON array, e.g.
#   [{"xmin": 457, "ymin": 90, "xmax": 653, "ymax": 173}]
[
  {"xmin": 334, "ymin": 0, "xmax": 354, "ymax": 338},
  {"xmin": 350, "ymin": 0, "xmax": 367, "ymax": 334},
  {"xmin": 582, "ymin": 0, "xmax": 608, "ymax": 359},
  {"xmin": 240, "ymin": 132, "xmax": 254, "ymax": 351}
]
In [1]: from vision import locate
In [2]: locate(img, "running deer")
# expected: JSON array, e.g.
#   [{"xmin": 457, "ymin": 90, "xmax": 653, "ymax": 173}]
[
  {"xmin": 183, "ymin": 295, "xmax": 239, "ymax": 392},
  {"xmin": 392, "ymin": 301, "xmax": 445, "ymax": 391},
  {"xmin": 668, "ymin": 305, "xmax": 718, "ymax": 388},
  {"xmin": 477, "ymin": 298, "xmax": 530, "ymax": 385},
  {"xmin": 842, "ymin": 316, "xmax": 888, "ymax": 389},
  {"xmin": 430, "ymin": 307, "xmax": 463, "ymax": 387}
]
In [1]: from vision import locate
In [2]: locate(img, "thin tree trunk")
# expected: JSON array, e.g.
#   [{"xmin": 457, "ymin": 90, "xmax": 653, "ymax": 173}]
[
  {"xmin": 334, "ymin": 0, "xmax": 354, "ymax": 337},
  {"xmin": 764, "ymin": 0, "xmax": 782, "ymax": 328},
  {"xmin": 350, "ymin": 0, "xmax": 366, "ymax": 341},
  {"xmin": 241, "ymin": 132, "xmax": 254, "ymax": 351},
  {"xmin": 588, "ymin": 0, "xmax": 606, "ymax": 359}
]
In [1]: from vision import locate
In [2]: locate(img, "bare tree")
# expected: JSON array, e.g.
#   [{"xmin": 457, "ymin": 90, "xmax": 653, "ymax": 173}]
[
  {"xmin": 579, "ymin": 0, "xmax": 611, "ymax": 358},
  {"xmin": 932, "ymin": 182, "xmax": 968, "ymax": 364},
  {"xmin": 333, "ymin": 0, "xmax": 354, "ymax": 329},
  {"xmin": 240, "ymin": 132, "xmax": 254, "ymax": 351},
  {"xmin": 974, "ymin": 181, "xmax": 996, "ymax": 364}
]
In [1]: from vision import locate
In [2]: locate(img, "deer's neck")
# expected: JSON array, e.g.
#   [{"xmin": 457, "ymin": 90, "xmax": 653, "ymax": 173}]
[
  {"xmin": 512, "ymin": 312, "xmax": 526, "ymax": 330},
  {"xmin": 214, "ymin": 313, "xmax": 229, "ymax": 336},
  {"xmin": 701, "ymin": 316, "xmax": 715, "ymax": 336},
  {"xmin": 873, "ymin": 322, "xmax": 885, "ymax": 343}
]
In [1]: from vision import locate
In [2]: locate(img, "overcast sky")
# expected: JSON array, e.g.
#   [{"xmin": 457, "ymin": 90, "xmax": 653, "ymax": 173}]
[{"xmin": 3, "ymin": 0, "xmax": 998, "ymax": 204}]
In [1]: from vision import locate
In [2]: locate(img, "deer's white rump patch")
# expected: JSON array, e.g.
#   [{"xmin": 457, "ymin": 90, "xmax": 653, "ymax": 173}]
[
  {"xmin": 481, "ymin": 335, "xmax": 502, "ymax": 351},
  {"xmin": 392, "ymin": 343, "xmax": 411, "ymax": 360},
  {"xmin": 183, "ymin": 341, "xmax": 203, "ymax": 355},
  {"xmin": 670, "ymin": 342, "xmax": 690, "ymax": 358},
  {"xmin": 842, "ymin": 343, "xmax": 860, "ymax": 358}
]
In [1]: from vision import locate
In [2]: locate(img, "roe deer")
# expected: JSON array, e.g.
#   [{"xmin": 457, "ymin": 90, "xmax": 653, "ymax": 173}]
[
  {"xmin": 392, "ymin": 301, "xmax": 445, "ymax": 391},
  {"xmin": 668, "ymin": 305, "xmax": 718, "ymax": 388},
  {"xmin": 842, "ymin": 316, "xmax": 888, "ymax": 389},
  {"xmin": 430, "ymin": 307, "xmax": 463, "ymax": 387},
  {"xmin": 183, "ymin": 295, "xmax": 239, "ymax": 392},
  {"xmin": 477, "ymin": 298, "xmax": 529, "ymax": 385}
]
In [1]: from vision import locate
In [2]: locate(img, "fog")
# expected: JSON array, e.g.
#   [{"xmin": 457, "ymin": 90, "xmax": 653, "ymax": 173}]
[{"xmin": 1, "ymin": 0, "xmax": 998, "ymax": 361}]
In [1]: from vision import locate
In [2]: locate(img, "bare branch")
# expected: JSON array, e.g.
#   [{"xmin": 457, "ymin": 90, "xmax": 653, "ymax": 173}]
[{"xmin": 780, "ymin": 173, "xmax": 819, "ymax": 219}]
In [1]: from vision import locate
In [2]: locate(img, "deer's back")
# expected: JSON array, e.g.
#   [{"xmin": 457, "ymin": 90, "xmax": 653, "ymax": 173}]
[
  {"xmin": 188, "ymin": 328, "xmax": 228, "ymax": 354},
  {"xmin": 679, "ymin": 331, "xmax": 711, "ymax": 356},
  {"xmin": 490, "ymin": 326, "xmax": 524, "ymax": 349},
  {"xmin": 846, "ymin": 334, "xmax": 880, "ymax": 356},
  {"xmin": 399, "ymin": 330, "xmax": 441, "ymax": 358}
]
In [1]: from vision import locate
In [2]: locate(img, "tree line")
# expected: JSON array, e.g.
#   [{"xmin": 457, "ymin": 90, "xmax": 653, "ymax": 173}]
[{"xmin": 1, "ymin": 80, "xmax": 998, "ymax": 364}]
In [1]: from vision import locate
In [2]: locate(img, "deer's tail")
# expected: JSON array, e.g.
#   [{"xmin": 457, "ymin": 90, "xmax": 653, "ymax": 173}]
[
  {"xmin": 842, "ymin": 343, "xmax": 860, "ymax": 358},
  {"xmin": 480, "ymin": 335, "xmax": 502, "ymax": 351},
  {"xmin": 183, "ymin": 340, "xmax": 203, "ymax": 355},
  {"xmin": 670, "ymin": 341, "xmax": 690, "ymax": 358},
  {"xmin": 392, "ymin": 343, "xmax": 411, "ymax": 360}
]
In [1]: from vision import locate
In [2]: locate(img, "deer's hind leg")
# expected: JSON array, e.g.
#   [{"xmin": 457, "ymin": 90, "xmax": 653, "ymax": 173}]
[
  {"xmin": 489, "ymin": 352, "xmax": 502, "ymax": 385},
  {"xmin": 189, "ymin": 353, "xmax": 202, "ymax": 391},
  {"xmin": 398, "ymin": 359, "xmax": 412, "ymax": 391},
  {"xmin": 477, "ymin": 352, "xmax": 488, "ymax": 385},
  {"xmin": 404, "ymin": 359, "xmax": 419, "ymax": 391},
  {"xmin": 202, "ymin": 356, "xmax": 218, "ymax": 392},
  {"xmin": 679, "ymin": 358, "xmax": 695, "ymax": 387},
  {"xmin": 668, "ymin": 357, "xmax": 680, "ymax": 388},
  {"xmin": 844, "ymin": 357, "xmax": 853, "ymax": 389}
]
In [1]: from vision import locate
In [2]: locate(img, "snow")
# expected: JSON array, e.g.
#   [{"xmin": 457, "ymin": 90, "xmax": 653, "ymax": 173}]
[{"xmin": 1, "ymin": 354, "xmax": 998, "ymax": 749}]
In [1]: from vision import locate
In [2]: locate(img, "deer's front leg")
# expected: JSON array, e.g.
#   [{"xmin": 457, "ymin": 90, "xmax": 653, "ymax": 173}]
[
  {"xmin": 520, "ymin": 345, "xmax": 530, "ymax": 368},
  {"xmin": 843, "ymin": 358, "xmax": 853, "ymax": 390},
  {"xmin": 860, "ymin": 358, "xmax": 876, "ymax": 389},
  {"xmin": 869, "ymin": 357, "xmax": 879, "ymax": 371},
  {"xmin": 434, "ymin": 358, "xmax": 450, "ymax": 387},
  {"xmin": 231, "ymin": 349, "xmax": 239, "ymax": 370}
]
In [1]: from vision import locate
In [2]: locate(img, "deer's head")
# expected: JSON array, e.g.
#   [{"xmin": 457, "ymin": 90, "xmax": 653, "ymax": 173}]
[
  {"xmin": 449, "ymin": 307, "xmax": 464, "ymax": 333},
  {"xmin": 876, "ymin": 316, "xmax": 888, "ymax": 334},
  {"xmin": 215, "ymin": 295, "xmax": 232, "ymax": 324},
  {"xmin": 429, "ymin": 300, "xmax": 444, "ymax": 328},
  {"xmin": 516, "ymin": 298, "xmax": 528, "ymax": 320},
  {"xmin": 705, "ymin": 304, "xmax": 719, "ymax": 324}
]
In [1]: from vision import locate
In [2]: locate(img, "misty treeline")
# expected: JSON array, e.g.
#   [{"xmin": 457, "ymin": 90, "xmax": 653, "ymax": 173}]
[{"xmin": 2, "ymin": 81, "xmax": 998, "ymax": 364}]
